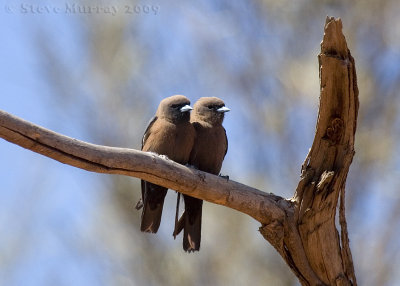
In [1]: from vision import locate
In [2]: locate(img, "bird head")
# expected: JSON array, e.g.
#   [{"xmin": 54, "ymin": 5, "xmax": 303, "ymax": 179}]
[
  {"xmin": 156, "ymin": 95, "xmax": 193, "ymax": 123},
  {"xmin": 192, "ymin": 97, "xmax": 230, "ymax": 125}
]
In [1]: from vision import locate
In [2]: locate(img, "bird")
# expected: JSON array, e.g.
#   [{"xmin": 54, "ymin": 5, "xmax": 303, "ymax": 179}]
[
  {"xmin": 175, "ymin": 97, "xmax": 230, "ymax": 252},
  {"xmin": 138, "ymin": 95, "xmax": 195, "ymax": 233}
]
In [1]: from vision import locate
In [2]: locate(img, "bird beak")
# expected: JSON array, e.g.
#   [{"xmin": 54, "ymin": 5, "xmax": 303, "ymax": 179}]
[
  {"xmin": 217, "ymin": 106, "xmax": 230, "ymax": 113},
  {"xmin": 180, "ymin": 105, "xmax": 193, "ymax": 113}
]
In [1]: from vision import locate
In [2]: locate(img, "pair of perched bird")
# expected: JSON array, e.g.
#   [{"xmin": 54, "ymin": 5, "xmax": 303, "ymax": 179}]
[{"xmin": 138, "ymin": 95, "xmax": 230, "ymax": 252}]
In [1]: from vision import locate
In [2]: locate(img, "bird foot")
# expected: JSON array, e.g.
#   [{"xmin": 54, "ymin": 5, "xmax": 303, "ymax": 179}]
[{"xmin": 219, "ymin": 174, "xmax": 229, "ymax": 181}]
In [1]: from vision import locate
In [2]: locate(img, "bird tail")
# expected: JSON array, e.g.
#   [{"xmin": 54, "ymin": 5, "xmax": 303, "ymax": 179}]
[
  {"xmin": 140, "ymin": 180, "xmax": 168, "ymax": 233},
  {"xmin": 182, "ymin": 195, "xmax": 203, "ymax": 252},
  {"xmin": 173, "ymin": 192, "xmax": 182, "ymax": 239}
]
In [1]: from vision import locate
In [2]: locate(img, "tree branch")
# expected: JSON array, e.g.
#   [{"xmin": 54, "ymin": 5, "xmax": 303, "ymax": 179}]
[
  {"xmin": 259, "ymin": 17, "xmax": 359, "ymax": 286},
  {"xmin": 0, "ymin": 109, "xmax": 285, "ymax": 224}
]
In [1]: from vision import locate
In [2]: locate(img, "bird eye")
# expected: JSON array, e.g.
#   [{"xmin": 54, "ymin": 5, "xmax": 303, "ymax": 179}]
[
  {"xmin": 171, "ymin": 104, "xmax": 180, "ymax": 108},
  {"xmin": 207, "ymin": 105, "xmax": 213, "ymax": 109}
]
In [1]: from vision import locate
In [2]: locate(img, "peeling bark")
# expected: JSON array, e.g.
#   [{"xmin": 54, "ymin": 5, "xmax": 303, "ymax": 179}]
[{"xmin": 260, "ymin": 17, "xmax": 358, "ymax": 286}]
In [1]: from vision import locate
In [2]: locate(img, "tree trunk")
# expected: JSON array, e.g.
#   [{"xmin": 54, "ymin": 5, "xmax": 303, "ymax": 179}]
[{"xmin": 260, "ymin": 17, "xmax": 358, "ymax": 285}]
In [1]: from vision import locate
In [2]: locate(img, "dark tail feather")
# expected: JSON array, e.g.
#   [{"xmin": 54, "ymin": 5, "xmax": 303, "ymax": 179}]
[
  {"xmin": 140, "ymin": 180, "xmax": 168, "ymax": 233},
  {"xmin": 183, "ymin": 195, "xmax": 203, "ymax": 252},
  {"xmin": 173, "ymin": 210, "xmax": 185, "ymax": 238},
  {"xmin": 173, "ymin": 192, "xmax": 182, "ymax": 239}
]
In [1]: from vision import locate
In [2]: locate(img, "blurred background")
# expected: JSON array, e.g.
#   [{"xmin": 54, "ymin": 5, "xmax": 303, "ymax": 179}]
[{"xmin": 1, "ymin": 0, "xmax": 400, "ymax": 285}]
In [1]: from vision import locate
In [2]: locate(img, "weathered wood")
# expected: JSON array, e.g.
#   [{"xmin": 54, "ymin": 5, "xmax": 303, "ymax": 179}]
[
  {"xmin": 296, "ymin": 17, "xmax": 358, "ymax": 285},
  {"xmin": 0, "ymin": 109, "xmax": 285, "ymax": 224},
  {"xmin": 260, "ymin": 17, "xmax": 358, "ymax": 286}
]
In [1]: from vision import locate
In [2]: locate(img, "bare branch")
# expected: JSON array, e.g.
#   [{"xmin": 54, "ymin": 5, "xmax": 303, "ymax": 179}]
[
  {"xmin": 296, "ymin": 17, "xmax": 358, "ymax": 285},
  {"xmin": 0, "ymin": 109, "xmax": 285, "ymax": 224},
  {"xmin": 259, "ymin": 17, "xmax": 359, "ymax": 286}
]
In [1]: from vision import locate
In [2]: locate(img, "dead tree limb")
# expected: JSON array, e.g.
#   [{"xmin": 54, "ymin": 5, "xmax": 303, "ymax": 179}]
[
  {"xmin": 0, "ymin": 108, "xmax": 285, "ymax": 224},
  {"xmin": 261, "ymin": 17, "xmax": 358, "ymax": 286},
  {"xmin": 0, "ymin": 16, "xmax": 357, "ymax": 286}
]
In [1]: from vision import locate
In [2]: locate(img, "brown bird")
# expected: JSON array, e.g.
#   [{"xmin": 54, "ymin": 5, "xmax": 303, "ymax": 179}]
[
  {"xmin": 176, "ymin": 97, "xmax": 230, "ymax": 252},
  {"xmin": 139, "ymin": 95, "xmax": 195, "ymax": 233}
]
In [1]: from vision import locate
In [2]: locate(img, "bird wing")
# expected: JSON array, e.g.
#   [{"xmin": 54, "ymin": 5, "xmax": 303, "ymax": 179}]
[
  {"xmin": 142, "ymin": 116, "xmax": 158, "ymax": 149},
  {"xmin": 188, "ymin": 121, "xmax": 201, "ymax": 161},
  {"xmin": 140, "ymin": 115, "xmax": 169, "ymax": 233},
  {"xmin": 223, "ymin": 127, "xmax": 228, "ymax": 158}
]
